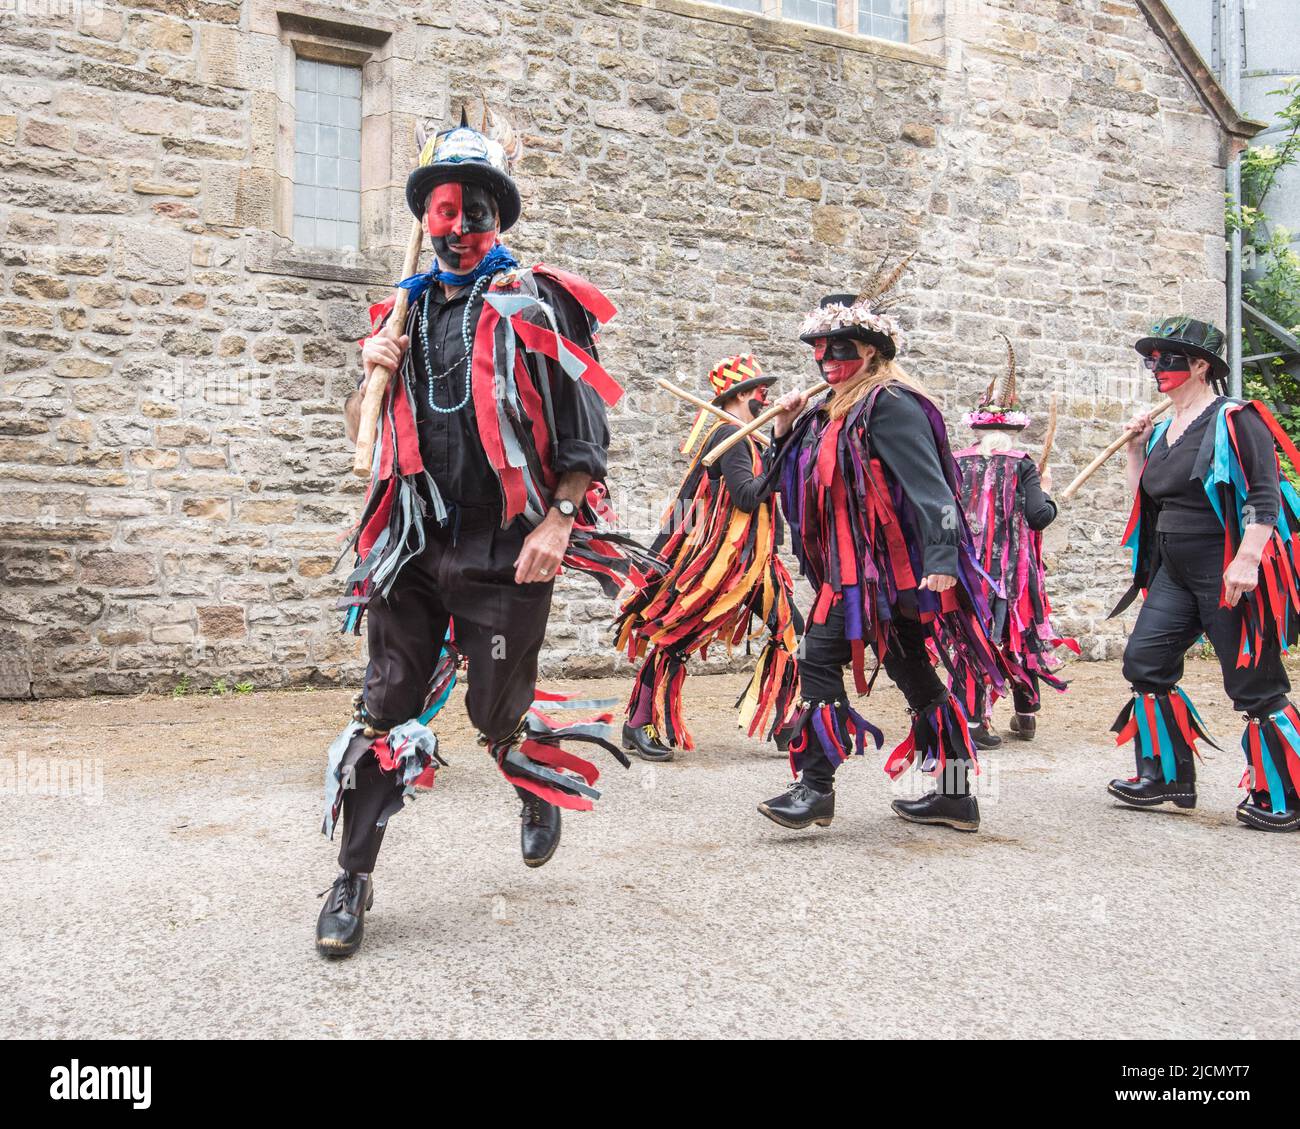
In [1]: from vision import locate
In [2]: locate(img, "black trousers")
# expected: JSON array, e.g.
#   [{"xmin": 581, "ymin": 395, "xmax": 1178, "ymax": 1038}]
[
  {"xmin": 337, "ymin": 513, "xmax": 554, "ymax": 872},
  {"xmin": 800, "ymin": 601, "xmax": 947, "ymax": 792},
  {"xmin": 1122, "ymin": 532, "xmax": 1291, "ymax": 717},
  {"xmin": 975, "ymin": 673, "xmax": 1038, "ymax": 720}
]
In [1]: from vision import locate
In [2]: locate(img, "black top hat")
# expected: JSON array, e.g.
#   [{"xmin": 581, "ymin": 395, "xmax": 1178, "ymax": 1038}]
[
  {"xmin": 1135, "ymin": 316, "xmax": 1229, "ymax": 381},
  {"xmin": 404, "ymin": 109, "xmax": 521, "ymax": 232}
]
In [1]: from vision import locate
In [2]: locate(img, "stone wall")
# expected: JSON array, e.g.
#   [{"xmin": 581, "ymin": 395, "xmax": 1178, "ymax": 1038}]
[{"xmin": 0, "ymin": 0, "xmax": 1229, "ymax": 697}]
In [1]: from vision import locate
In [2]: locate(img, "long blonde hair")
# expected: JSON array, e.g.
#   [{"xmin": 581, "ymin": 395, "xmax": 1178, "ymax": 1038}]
[{"xmin": 825, "ymin": 351, "xmax": 928, "ymax": 420}]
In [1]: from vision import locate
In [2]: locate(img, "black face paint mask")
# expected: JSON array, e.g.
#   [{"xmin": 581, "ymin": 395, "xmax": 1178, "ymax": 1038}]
[
  {"xmin": 425, "ymin": 181, "xmax": 498, "ymax": 272},
  {"xmin": 1143, "ymin": 351, "xmax": 1193, "ymax": 393},
  {"xmin": 747, "ymin": 397, "xmax": 767, "ymax": 418},
  {"xmin": 815, "ymin": 338, "xmax": 867, "ymax": 385}
]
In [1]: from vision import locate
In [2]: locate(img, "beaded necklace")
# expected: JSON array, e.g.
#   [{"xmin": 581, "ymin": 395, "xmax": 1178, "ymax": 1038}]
[{"xmin": 418, "ymin": 272, "xmax": 493, "ymax": 414}]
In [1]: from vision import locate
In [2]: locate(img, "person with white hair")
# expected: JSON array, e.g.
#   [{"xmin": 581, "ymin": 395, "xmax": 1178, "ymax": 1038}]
[{"xmin": 955, "ymin": 335, "xmax": 1076, "ymax": 749}]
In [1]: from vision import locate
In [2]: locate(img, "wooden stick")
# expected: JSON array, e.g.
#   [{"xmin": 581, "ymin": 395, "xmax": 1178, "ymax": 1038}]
[
  {"xmin": 1059, "ymin": 400, "xmax": 1171, "ymax": 501},
  {"xmin": 352, "ymin": 216, "xmax": 426, "ymax": 478},
  {"xmin": 656, "ymin": 376, "xmax": 770, "ymax": 447},
  {"xmin": 1038, "ymin": 394, "xmax": 1058, "ymax": 475},
  {"xmin": 701, "ymin": 381, "xmax": 831, "ymax": 467}
]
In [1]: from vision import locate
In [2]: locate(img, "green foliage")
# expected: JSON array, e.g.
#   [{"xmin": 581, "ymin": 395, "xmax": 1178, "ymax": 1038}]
[
  {"xmin": 1231, "ymin": 78, "xmax": 1300, "ymax": 443},
  {"xmin": 209, "ymin": 679, "xmax": 228, "ymax": 696},
  {"xmin": 172, "ymin": 675, "xmax": 193, "ymax": 698},
  {"xmin": 234, "ymin": 680, "xmax": 254, "ymax": 695}
]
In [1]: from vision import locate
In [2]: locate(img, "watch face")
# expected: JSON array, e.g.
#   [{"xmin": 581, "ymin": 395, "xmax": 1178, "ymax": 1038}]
[{"xmin": 555, "ymin": 499, "xmax": 576, "ymax": 516}]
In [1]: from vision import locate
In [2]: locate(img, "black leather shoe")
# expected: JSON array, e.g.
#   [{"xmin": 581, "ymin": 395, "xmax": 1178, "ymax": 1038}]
[
  {"xmin": 891, "ymin": 791, "xmax": 980, "ymax": 832},
  {"xmin": 757, "ymin": 781, "xmax": 835, "ymax": 829},
  {"xmin": 1235, "ymin": 798, "xmax": 1300, "ymax": 832},
  {"xmin": 1107, "ymin": 752, "xmax": 1196, "ymax": 810},
  {"xmin": 517, "ymin": 787, "xmax": 562, "ymax": 868},
  {"xmin": 622, "ymin": 722, "xmax": 674, "ymax": 763},
  {"xmin": 316, "ymin": 871, "xmax": 374, "ymax": 959},
  {"xmin": 969, "ymin": 722, "xmax": 1002, "ymax": 750},
  {"xmin": 1008, "ymin": 713, "xmax": 1036, "ymax": 741}
]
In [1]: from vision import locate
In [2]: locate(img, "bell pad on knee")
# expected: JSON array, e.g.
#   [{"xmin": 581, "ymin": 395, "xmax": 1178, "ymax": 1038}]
[
  {"xmin": 487, "ymin": 692, "xmax": 631, "ymax": 812},
  {"xmin": 884, "ymin": 693, "xmax": 976, "ymax": 780},
  {"xmin": 784, "ymin": 698, "xmax": 884, "ymax": 778}
]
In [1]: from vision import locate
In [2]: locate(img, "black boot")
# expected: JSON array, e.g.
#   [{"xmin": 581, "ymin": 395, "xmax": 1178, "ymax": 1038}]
[
  {"xmin": 316, "ymin": 871, "xmax": 374, "ymax": 959},
  {"xmin": 757, "ymin": 780, "xmax": 835, "ymax": 830},
  {"xmin": 622, "ymin": 722, "xmax": 673, "ymax": 763},
  {"xmin": 969, "ymin": 720, "xmax": 1002, "ymax": 750},
  {"xmin": 1107, "ymin": 749, "xmax": 1196, "ymax": 810},
  {"xmin": 891, "ymin": 760, "xmax": 980, "ymax": 832},
  {"xmin": 1235, "ymin": 795, "xmax": 1300, "ymax": 832},
  {"xmin": 1009, "ymin": 713, "xmax": 1036, "ymax": 741},
  {"xmin": 516, "ymin": 786, "xmax": 562, "ymax": 868}
]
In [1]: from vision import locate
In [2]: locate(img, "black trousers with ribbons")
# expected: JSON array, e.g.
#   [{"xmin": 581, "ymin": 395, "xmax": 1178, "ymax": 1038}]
[
  {"xmin": 798, "ymin": 600, "xmax": 949, "ymax": 792},
  {"xmin": 337, "ymin": 510, "xmax": 554, "ymax": 873},
  {"xmin": 1121, "ymin": 532, "xmax": 1290, "ymax": 717}
]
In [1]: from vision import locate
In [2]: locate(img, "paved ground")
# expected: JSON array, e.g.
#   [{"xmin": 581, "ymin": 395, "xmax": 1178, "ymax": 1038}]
[{"xmin": 1, "ymin": 659, "xmax": 1296, "ymax": 1040}]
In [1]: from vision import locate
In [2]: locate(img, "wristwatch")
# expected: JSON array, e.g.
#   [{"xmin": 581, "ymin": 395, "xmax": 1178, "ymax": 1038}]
[{"xmin": 550, "ymin": 498, "xmax": 577, "ymax": 519}]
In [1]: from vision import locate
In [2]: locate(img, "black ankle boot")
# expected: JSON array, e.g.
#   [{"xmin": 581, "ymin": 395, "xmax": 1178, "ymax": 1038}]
[
  {"xmin": 969, "ymin": 721, "xmax": 1002, "ymax": 750},
  {"xmin": 757, "ymin": 780, "xmax": 835, "ymax": 830},
  {"xmin": 516, "ymin": 786, "xmax": 562, "ymax": 867},
  {"xmin": 891, "ymin": 761, "xmax": 980, "ymax": 832},
  {"xmin": 1235, "ymin": 795, "xmax": 1300, "ymax": 832},
  {"xmin": 1009, "ymin": 713, "xmax": 1036, "ymax": 741},
  {"xmin": 622, "ymin": 722, "xmax": 674, "ymax": 763},
  {"xmin": 1107, "ymin": 750, "xmax": 1196, "ymax": 810},
  {"xmin": 316, "ymin": 871, "xmax": 374, "ymax": 959}
]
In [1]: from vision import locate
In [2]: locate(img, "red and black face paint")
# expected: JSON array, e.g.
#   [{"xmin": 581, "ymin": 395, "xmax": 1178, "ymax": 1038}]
[
  {"xmin": 813, "ymin": 337, "xmax": 866, "ymax": 386},
  {"xmin": 425, "ymin": 181, "xmax": 498, "ymax": 273},
  {"xmin": 1143, "ymin": 350, "xmax": 1192, "ymax": 393},
  {"xmin": 747, "ymin": 385, "xmax": 770, "ymax": 418}
]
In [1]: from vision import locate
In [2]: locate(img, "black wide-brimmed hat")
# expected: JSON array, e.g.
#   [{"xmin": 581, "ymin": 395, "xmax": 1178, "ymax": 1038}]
[
  {"xmin": 1135, "ymin": 316, "xmax": 1229, "ymax": 381},
  {"xmin": 404, "ymin": 108, "xmax": 521, "ymax": 232},
  {"xmin": 797, "ymin": 294, "xmax": 901, "ymax": 359},
  {"xmin": 796, "ymin": 254, "xmax": 914, "ymax": 360}
]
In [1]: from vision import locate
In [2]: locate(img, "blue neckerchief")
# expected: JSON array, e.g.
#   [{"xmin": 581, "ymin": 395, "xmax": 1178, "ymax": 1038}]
[{"xmin": 396, "ymin": 243, "xmax": 519, "ymax": 303}]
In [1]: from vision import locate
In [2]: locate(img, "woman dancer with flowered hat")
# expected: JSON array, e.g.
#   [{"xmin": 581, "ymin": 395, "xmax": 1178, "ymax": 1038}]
[{"xmin": 755, "ymin": 260, "xmax": 1013, "ymax": 834}]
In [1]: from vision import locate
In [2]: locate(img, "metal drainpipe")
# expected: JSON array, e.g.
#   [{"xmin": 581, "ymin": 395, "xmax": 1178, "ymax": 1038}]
[{"xmin": 1224, "ymin": 0, "xmax": 1244, "ymax": 399}]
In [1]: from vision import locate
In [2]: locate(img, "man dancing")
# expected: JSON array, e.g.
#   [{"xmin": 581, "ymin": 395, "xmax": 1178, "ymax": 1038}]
[
  {"xmin": 955, "ymin": 335, "xmax": 1076, "ymax": 748},
  {"xmin": 615, "ymin": 355, "xmax": 800, "ymax": 762},
  {"xmin": 317, "ymin": 111, "xmax": 643, "ymax": 957}
]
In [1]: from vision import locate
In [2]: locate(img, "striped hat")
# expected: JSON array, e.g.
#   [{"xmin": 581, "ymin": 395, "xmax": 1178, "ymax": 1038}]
[{"xmin": 682, "ymin": 354, "xmax": 775, "ymax": 454}]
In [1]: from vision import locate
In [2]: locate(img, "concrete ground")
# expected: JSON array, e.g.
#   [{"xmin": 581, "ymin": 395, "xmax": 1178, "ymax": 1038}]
[{"xmin": 1, "ymin": 659, "xmax": 1296, "ymax": 1040}]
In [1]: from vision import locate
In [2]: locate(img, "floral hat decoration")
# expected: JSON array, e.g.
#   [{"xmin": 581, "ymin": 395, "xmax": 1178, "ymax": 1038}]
[
  {"xmin": 797, "ymin": 251, "xmax": 914, "ymax": 360},
  {"xmin": 964, "ymin": 333, "xmax": 1030, "ymax": 431}
]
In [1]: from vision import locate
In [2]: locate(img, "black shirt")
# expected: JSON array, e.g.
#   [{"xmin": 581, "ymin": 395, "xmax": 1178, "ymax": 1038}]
[
  {"xmin": 1141, "ymin": 396, "xmax": 1279, "ymax": 534},
  {"xmin": 868, "ymin": 388, "xmax": 961, "ymax": 576},
  {"xmin": 1016, "ymin": 459, "xmax": 1058, "ymax": 531},
  {"xmin": 405, "ymin": 284, "xmax": 497, "ymax": 507},
  {"xmin": 775, "ymin": 386, "xmax": 961, "ymax": 577},
  {"xmin": 702, "ymin": 423, "xmax": 774, "ymax": 514}
]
